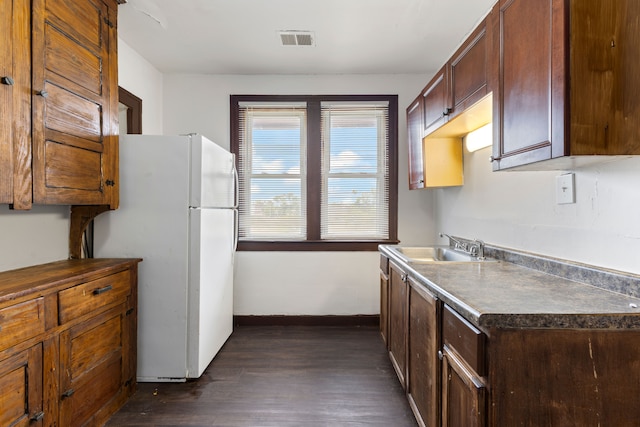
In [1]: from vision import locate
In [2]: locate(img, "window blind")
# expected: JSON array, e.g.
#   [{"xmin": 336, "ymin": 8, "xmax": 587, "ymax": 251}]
[
  {"xmin": 320, "ymin": 102, "xmax": 390, "ymax": 240},
  {"xmin": 237, "ymin": 103, "xmax": 307, "ymax": 240}
]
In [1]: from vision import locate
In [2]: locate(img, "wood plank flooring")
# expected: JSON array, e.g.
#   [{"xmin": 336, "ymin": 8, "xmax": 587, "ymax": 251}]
[{"xmin": 106, "ymin": 325, "xmax": 418, "ymax": 426}]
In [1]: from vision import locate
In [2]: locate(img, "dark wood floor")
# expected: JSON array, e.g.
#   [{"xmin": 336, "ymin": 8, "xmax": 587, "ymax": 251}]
[{"xmin": 106, "ymin": 325, "xmax": 417, "ymax": 426}]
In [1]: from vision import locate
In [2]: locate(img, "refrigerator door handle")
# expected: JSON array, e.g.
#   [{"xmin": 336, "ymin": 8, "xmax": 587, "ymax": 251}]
[
  {"xmin": 232, "ymin": 154, "xmax": 239, "ymax": 209},
  {"xmin": 233, "ymin": 208, "xmax": 239, "ymax": 254}
]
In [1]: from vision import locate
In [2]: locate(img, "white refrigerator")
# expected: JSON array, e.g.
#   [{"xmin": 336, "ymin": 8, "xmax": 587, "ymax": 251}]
[{"xmin": 95, "ymin": 134, "xmax": 236, "ymax": 382}]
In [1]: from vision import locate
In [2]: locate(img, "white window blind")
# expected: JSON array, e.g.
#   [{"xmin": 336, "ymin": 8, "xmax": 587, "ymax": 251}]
[
  {"xmin": 320, "ymin": 102, "xmax": 390, "ymax": 240},
  {"xmin": 237, "ymin": 103, "xmax": 307, "ymax": 240}
]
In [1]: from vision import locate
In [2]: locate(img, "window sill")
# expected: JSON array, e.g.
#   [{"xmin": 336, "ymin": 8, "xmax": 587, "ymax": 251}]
[{"xmin": 237, "ymin": 240, "xmax": 400, "ymax": 252}]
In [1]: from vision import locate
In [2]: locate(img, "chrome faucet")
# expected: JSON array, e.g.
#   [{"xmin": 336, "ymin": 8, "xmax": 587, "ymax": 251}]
[
  {"xmin": 440, "ymin": 233, "xmax": 468, "ymax": 252},
  {"xmin": 440, "ymin": 233, "xmax": 485, "ymax": 259},
  {"xmin": 471, "ymin": 239, "xmax": 485, "ymax": 260}
]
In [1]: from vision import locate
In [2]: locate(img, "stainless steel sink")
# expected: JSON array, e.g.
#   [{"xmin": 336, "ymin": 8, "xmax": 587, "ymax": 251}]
[{"xmin": 387, "ymin": 246, "xmax": 496, "ymax": 263}]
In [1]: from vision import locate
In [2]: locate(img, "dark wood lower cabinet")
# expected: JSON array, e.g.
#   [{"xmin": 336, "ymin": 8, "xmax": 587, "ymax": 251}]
[
  {"xmin": 380, "ymin": 255, "xmax": 390, "ymax": 348},
  {"xmin": 441, "ymin": 346, "xmax": 485, "ymax": 427},
  {"xmin": 388, "ymin": 261, "xmax": 408, "ymax": 389},
  {"xmin": 407, "ymin": 278, "xmax": 439, "ymax": 427},
  {"xmin": 380, "ymin": 258, "xmax": 640, "ymax": 427}
]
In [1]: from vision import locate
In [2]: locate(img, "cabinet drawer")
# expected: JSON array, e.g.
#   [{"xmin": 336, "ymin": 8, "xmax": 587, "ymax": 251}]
[
  {"xmin": 58, "ymin": 270, "xmax": 130, "ymax": 324},
  {"xmin": 0, "ymin": 298, "xmax": 45, "ymax": 352},
  {"xmin": 442, "ymin": 304, "xmax": 485, "ymax": 375}
]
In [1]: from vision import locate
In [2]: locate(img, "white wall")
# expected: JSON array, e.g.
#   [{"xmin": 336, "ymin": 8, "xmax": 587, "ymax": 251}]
[
  {"xmin": 163, "ymin": 73, "xmax": 435, "ymax": 315},
  {"xmin": 0, "ymin": 206, "xmax": 70, "ymax": 271},
  {"xmin": 118, "ymin": 38, "xmax": 164, "ymax": 134},
  {"xmin": 435, "ymin": 146, "xmax": 640, "ymax": 275}
]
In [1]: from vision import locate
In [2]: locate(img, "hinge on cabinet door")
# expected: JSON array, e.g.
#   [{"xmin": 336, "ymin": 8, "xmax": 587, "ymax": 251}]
[
  {"xmin": 126, "ymin": 308, "xmax": 134, "ymax": 316},
  {"xmin": 103, "ymin": 17, "xmax": 115, "ymax": 28},
  {"xmin": 105, "ymin": 179, "xmax": 115, "ymax": 186}
]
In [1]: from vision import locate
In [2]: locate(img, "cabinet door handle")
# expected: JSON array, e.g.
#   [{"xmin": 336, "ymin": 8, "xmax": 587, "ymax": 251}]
[
  {"xmin": 93, "ymin": 284, "xmax": 113, "ymax": 295},
  {"xmin": 438, "ymin": 350, "xmax": 443, "ymax": 360},
  {"xmin": 1, "ymin": 76, "xmax": 14, "ymax": 85},
  {"xmin": 442, "ymin": 107, "xmax": 453, "ymax": 117},
  {"xmin": 37, "ymin": 90, "xmax": 48, "ymax": 98},
  {"xmin": 61, "ymin": 389, "xmax": 75, "ymax": 399},
  {"xmin": 30, "ymin": 411, "xmax": 45, "ymax": 421}
]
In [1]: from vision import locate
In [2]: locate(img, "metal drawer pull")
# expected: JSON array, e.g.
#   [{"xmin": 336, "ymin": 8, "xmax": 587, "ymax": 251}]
[
  {"xmin": 30, "ymin": 411, "xmax": 45, "ymax": 421},
  {"xmin": 1, "ymin": 76, "xmax": 14, "ymax": 85},
  {"xmin": 93, "ymin": 284, "xmax": 113, "ymax": 295},
  {"xmin": 61, "ymin": 389, "xmax": 75, "ymax": 399}
]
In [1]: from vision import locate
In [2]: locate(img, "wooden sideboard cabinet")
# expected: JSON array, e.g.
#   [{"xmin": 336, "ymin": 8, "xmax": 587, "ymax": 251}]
[
  {"xmin": 0, "ymin": 258, "xmax": 139, "ymax": 427},
  {"xmin": 1, "ymin": 0, "xmax": 119, "ymax": 210},
  {"xmin": 492, "ymin": 0, "xmax": 640, "ymax": 170}
]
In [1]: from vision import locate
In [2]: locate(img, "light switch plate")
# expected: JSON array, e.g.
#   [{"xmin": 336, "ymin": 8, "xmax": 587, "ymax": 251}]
[{"xmin": 556, "ymin": 173, "xmax": 575, "ymax": 204}]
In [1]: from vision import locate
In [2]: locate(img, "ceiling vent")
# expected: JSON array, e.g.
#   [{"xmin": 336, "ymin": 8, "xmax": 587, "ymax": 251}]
[{"xmin": 279, "ymin": 31, "xmax": 315, "ymax": 47}]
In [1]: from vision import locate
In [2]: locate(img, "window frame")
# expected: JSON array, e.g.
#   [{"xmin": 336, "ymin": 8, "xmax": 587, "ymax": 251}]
[{"xmin": 230, "ymin": 94, "xmax": 399, "ymax": 251}]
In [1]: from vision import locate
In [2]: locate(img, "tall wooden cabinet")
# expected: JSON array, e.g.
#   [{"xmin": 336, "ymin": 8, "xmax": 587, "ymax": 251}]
[
  {"xmin": 1, "ymin": 0, "xmax": 119, "ymax": 210},
  {"xmin": 492, "ymin": 0, "xmax": 640, "ymax": 170},
  {"xmin": 0, "ymin": 258, "xmax": 139, "ymax": 427}
]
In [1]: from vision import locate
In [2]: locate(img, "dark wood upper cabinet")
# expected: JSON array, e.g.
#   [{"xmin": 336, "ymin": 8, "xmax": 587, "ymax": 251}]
[
  {"xmin": 422, "ymin": 67, "xmax": 449, "ymax": 136},
  {"xmin": 406, "ymin": 97, "xmax": 425, "ymax": 190},
  {"xmin": 449, "ymin": 20, "xmax": 489, "ymax": 122},
  {"xmin": 493, "ymin": 0, "xmax": 640, "ymax": 170}
]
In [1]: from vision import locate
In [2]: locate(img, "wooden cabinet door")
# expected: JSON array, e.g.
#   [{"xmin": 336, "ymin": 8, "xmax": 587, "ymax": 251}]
[
  {"xmin": 493, "ymin": 0, "xmax": 566, "ymax": 170},
  {"xmin": 407, "ymin": 278, "xmax": 439, "ymax": 427},
  {"xmin": 388, "ymin": 262, "xmax": 408, "ymax": 388},
  {"xmin": 380, "ymin": 271, "xmax": 389, "ymax": 348},
  {"xmin": 31, "ymin": 0, "xmax": 118, "ymax": 207},
  {"xmin": 422, "ymin": 67, "xmax": 450, "ymax": 136},
  {"xmin": 406, "ymin": 97, "xmax": 425, "ymax": 190},
  {"xmin": 0, "ymin": 344, "xmax": 44, "ymax": 426},
  {"xmin": 59, "ymin": 308, "xmax": 124, "ymax": 427},
  {"xmin": 441, "ymin": 346, "xmax": 485, "ymax": 427},
  {"xmin": 449, "ymin": 21, "xmax": 488, "ymax": 121},
  {"xmin": 0, "ymin": 0, "xmax": 31, "ymax": 209}
]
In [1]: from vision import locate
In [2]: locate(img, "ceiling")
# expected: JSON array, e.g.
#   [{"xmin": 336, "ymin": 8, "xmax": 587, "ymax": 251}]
[{"xmin": 117, "ymin": 0, "xmax": 496, "ymax": 75}]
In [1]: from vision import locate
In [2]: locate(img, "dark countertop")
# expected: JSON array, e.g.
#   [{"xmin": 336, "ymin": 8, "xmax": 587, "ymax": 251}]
[{"xmin": 379, "ymin": 244, "xmax": 640, "ymax": 330}]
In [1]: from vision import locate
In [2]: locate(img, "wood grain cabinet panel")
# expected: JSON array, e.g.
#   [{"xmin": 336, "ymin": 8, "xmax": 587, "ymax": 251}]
[
  {"xmin": 379, "ymin": 256, "xmax": 390, "ymax": 348},
  {"xmin": 32, "ymin": 0, "xmax": 118, "ymax": 206},
  {"xmin": 0, "ymin": 258, "xmax": 139, "ymax": 427},
  {"xmin": 407, "ymin": 278, "xmax": 439, "ymax": 427},
  {"xmin": 406, "ymin": 97, "xmax": 425, "ymax": 190},
  {"xmin": 0, "ymin": 0, "xmax": 119, "ymax": 209},
  {"xmin": 449, "ymin": 21, "xmax": 488, "ymax": 122},
  {"xmin": 441, "ymin": 346, "xmax": 485, "ymax": 427},
  {"xmin": 422, "ymin": 68, "xmax": 449, "ymax": 136},
  {"xmin": 58, "ymin": 269, "xmax": 131, "ymax": 324},
  {"xmin": 0, "ymin": 298, "xmax": 45, "ymax": 352},
  {"xmin": 0, "ymin": 344, "xmax": 44, "ymax": 427},
  {"xmin": 493, "ymin": 0, "xmax": 640, "ymax": 170},
  {"xmin": 0, "ymin": 0, "xmax": 31, "ymax": 209},
  {"xmin": 388, "ymin": 261, "xmax": 408, "ymax": 389}
]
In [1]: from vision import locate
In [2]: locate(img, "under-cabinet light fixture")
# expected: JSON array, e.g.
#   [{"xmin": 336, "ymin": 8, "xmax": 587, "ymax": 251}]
[{"xmin": 465, "ymin": 123, "xmax": 492, "ymax": 152}]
